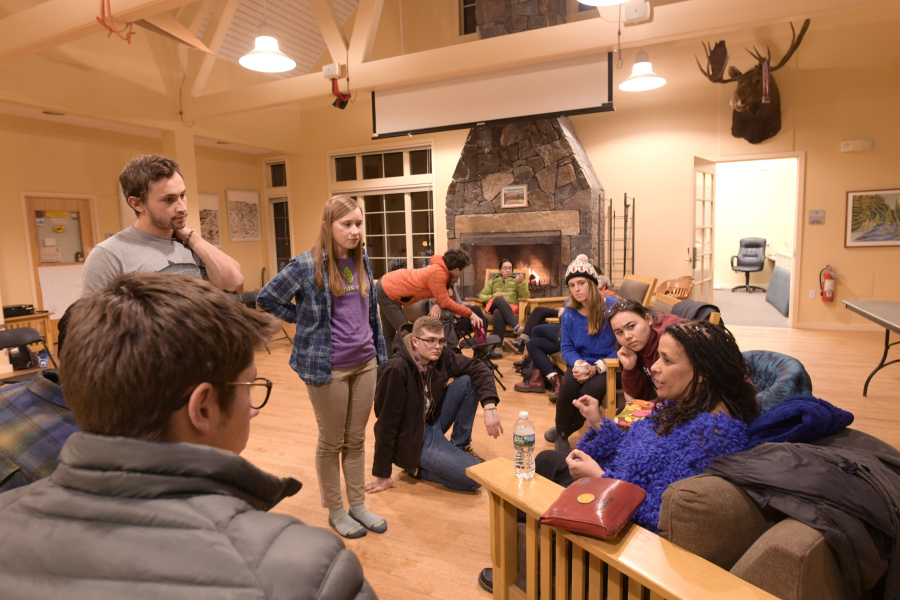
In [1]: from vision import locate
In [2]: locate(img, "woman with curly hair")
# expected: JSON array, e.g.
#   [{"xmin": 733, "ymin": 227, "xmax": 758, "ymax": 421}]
[{"xmin": 536, "ymin": 319, "xmax": 758, "ymax": 532}]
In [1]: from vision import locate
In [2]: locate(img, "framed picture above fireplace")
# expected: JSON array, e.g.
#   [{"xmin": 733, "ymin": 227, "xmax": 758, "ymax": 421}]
[{"xmin": 501, "ymin": 186, "xmax": 527, "ymax": 209}]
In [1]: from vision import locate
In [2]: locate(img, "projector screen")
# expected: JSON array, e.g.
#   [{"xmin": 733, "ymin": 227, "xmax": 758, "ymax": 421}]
[{"xmin": 372, "ymin": 52, "xmax": 613, "ymax": 139}]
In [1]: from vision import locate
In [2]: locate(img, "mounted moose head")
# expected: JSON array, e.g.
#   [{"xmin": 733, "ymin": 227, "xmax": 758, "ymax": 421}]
[{"xmin": 697, "ymin": 19, "xmax": 810, "ymax": 144}]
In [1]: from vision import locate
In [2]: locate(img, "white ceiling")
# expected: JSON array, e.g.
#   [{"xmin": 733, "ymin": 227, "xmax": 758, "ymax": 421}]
[{"xmin": 199, "ymin": 0, "xmax": 358, "ymax": 80}]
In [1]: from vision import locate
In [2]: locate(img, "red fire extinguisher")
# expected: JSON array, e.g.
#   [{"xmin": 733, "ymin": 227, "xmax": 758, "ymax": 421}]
[{"xmin": 820, "ymin": 265, "xmax": 836, "ymax": 302}]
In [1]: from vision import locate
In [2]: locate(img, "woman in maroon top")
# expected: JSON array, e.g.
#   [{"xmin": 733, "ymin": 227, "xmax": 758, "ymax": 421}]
[{"xmin": 607, "ymin": 299, "xmax": 684, "ymax": 400}]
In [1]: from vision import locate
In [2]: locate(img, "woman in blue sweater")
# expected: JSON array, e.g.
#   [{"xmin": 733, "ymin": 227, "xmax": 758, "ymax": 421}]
[
  {"xmin": 544, "ymin": 255, "xmax": 618, "ymax": 452},
  {"xmin": 537, "ymin": 320, "xmax": 758, "ymax": 532}
]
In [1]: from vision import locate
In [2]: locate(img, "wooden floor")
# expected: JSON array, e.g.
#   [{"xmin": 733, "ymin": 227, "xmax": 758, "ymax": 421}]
[{"xmin": 245, "ymin": 325, "xmax": 900, "ymax": 599}]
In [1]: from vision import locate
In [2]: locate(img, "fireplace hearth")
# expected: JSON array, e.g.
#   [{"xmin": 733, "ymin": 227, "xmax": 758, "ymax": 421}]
[{"xmin": 459, "ymin": 231, "xmax": 562, "ymax": 299}]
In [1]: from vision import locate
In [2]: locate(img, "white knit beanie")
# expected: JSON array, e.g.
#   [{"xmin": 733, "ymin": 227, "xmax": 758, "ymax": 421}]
[{"xmin": 565, "ymin": 254, "xmax": 599, "ymax": 286}]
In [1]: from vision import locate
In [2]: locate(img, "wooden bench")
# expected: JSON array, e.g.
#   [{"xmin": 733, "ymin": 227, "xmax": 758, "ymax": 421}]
[{"xmin": 467, "ymin": 458, "xmax": 779, "ymax": 600}]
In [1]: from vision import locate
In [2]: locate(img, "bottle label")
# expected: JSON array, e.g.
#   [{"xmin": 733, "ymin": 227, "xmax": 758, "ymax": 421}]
[{"xmin": 514, "ymin": 433, "xmax": 535, "ymax": 447}]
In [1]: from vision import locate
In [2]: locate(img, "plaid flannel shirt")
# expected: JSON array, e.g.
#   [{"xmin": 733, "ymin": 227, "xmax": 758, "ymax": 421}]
[
  {"xmin": 0, "ymin": 371, "xmax": 79, "ymax": 492},
  {"xmin": 257, "ymin": 249, "xmax": 387, "ymax": 385}
]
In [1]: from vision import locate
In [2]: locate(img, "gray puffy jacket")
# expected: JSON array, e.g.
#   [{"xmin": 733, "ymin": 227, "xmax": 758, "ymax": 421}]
[{"xmin": 0, "ymin": 433, "xmax": 377, "ymax": 600}]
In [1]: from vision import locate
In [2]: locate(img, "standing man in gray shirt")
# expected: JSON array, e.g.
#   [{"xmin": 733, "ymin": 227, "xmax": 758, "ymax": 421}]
[{"xmin": 82, "ymin": 155, "xmax": 244, "ymax": 294}]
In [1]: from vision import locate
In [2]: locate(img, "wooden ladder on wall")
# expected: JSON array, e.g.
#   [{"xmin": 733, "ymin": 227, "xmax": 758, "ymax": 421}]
[{"xmin": 605, "ymin": 193, "xmax": 636, "ymax": 285}]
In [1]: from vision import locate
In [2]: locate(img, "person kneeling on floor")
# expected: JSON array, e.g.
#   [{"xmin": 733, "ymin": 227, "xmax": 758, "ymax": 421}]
[{"xmin": 367, "ymin": 316, "xmax": 504, "ymax": 493}]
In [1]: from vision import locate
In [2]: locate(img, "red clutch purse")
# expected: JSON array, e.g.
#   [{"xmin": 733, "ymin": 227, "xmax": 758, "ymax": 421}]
[{"xmin": 539, "ymin": 477, "xmax": 646, "ymax": 539}]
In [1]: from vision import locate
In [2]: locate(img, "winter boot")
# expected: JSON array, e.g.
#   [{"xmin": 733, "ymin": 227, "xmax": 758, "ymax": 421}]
[
  {"xmin": 548, "ymin": 375, "xmax": 561, "ymax": 403},
  {"xmin": 514, "ymin": 369, "xmax": 545, "ymax": 393}
]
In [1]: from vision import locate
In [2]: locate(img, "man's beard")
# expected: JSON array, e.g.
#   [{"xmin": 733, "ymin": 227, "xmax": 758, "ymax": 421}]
[{"xmin": 149, "ymin": 211, "xmax": 185, "ymax": 231}]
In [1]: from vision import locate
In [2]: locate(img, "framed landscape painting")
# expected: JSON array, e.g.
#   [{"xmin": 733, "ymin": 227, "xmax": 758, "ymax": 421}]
[
  {"xmin": 845, "ymin": 189, "xmax": 900, "ymax": 247},
  {"xmin": 501, "ymin": 185, "xmax": 527, "ymax": 209}
]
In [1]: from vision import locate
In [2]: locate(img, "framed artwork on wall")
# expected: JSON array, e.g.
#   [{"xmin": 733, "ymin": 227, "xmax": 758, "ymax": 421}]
[
  {"xmin": 226, "ymin": 190, "xmax": 262, "ymax": 242},
  {"xmin": 501, "ymin": 185, "xmax": 527, "ymax": 209},
  {"xmin": 845, "ymin": 189, "xmax": 900, "ymax": 247},
  {"xmin": 198, "ymin": 193, "xmax": 221, "ymax": 247}
]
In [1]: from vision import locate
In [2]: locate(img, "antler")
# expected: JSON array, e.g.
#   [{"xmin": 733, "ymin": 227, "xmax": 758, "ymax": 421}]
[
  {"xmin": 695, "ymin": 40, "xmax": 737, "ymax": 83},
  {"xmin": 747, "ymin": 18, "xmax": 811, "ymax": 72}
]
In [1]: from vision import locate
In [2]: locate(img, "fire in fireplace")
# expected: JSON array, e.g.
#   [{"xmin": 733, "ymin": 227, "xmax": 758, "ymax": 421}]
[{"xmin": 459, "ymin": 231, "xmax": 562, "ymax": 300}]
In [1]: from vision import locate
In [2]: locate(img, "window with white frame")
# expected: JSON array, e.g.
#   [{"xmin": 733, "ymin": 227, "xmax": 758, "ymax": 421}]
[
  {"xmin": 330, "ymin": 146, "xmax": 433, "ymax": 279},
  {"xmin": 265, "ymin": 159, "xmax": 292, "ymax": 277}
]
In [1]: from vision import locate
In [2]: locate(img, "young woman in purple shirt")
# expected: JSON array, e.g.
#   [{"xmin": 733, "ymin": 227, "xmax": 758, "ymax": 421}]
[{"xmin": 258, "ymin": 196, "xmax": 388, "ymax": 539}]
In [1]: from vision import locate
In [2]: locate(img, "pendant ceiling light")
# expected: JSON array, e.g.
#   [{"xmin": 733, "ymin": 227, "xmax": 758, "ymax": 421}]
[
  {"xmin": 577, "ymin": 0, "xmax": 630, "ymax": 6},
  {"xmin": 618, "ymin": 49, "xmax": 667, "ymax": 92},
  {"xmin": 239, "ymin": 1, "xmax": 296, "ymax": 73}
]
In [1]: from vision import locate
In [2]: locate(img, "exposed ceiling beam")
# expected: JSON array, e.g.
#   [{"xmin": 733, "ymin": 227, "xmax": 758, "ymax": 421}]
[
  {"xmin": 189, "ymin": 0, "xmax": 242, "ymax": 97},
  {"xmin": 136, "ymin": 14, "xmax": 214, "ymax": 54},
  {"xmin": 310, "ymin": 0, "xmax": 349, "ymax": 65},
  {"xmin": 190, "ymin": 0, "xmax": 881, "ymax": 120},
  {"xmin": 0, "ymin": 0, "xmax": 198, "ymax": 63},
  {"xmin": 348, "ymin": 0, "xmax": 384, "ymax": 68}
]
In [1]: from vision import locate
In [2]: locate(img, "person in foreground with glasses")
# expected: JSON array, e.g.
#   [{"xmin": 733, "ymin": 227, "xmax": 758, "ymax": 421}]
[
  {"xmin": 367, "ymin": 316, "xmax": 504, "ymax": 493},
  {"xmin": 0, "ymin": 273, "xmax": 375, "ymax": 600}
]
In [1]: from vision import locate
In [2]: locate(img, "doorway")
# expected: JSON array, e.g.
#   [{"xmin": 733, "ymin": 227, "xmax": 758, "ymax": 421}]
[
  {"xmin": 24, "ymin": 195, "xmax": 97, "ymax": 343},
  {"xmin": 712, "ymin": 157, "xmax": 799, "ymax": 327}
]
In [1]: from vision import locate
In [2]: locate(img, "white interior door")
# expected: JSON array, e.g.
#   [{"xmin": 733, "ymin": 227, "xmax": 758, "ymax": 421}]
[{"xmin": 691, "ymin": 158, "xmax": 716, "ymax": 303}]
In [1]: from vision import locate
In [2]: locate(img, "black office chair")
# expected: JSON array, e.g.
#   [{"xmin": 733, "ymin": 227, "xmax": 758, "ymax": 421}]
[{"xmin": 731, "ymin": 238, "xmax": 767, "ymax": 293}]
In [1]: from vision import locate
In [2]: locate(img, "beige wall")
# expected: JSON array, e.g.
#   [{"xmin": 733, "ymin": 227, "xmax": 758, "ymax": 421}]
[
  {"xmin": 714, "ymin": 159, "xmax": 798, "ymax": 289},
  {"xmin": 0, "ymin": 117, "xmax": 266, "ymax": 307},
  {"xmin": 195, "ymin": 147, "xmax": 267, "ymax": 289}
]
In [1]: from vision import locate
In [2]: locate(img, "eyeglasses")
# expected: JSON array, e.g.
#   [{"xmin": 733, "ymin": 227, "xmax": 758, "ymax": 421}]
[
  {"xmin": 225, "ymin": 377, "xmax": 273, "ymax": 409},
  {"xmin": 416, "ymin": 337, "xmax": 448, "ymax": 347}
]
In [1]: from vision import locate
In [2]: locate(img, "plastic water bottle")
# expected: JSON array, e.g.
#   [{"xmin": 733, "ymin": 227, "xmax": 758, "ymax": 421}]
[{"xmin": 513, "ymin": 411, "xmax": 536, "ymax": 479}]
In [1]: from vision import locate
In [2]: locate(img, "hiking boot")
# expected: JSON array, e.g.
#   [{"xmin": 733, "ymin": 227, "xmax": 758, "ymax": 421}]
[
  {"xmin": 463, "ymin": 444, "xmax": 485, "ymax": 463},
  {"xmin": 503, "ymin": 338, "xmax": 525, "ymax": 354},
  {"xmin": 514, "ymin": 369, "xmax": 545, "ymax": 393},
  {"xmin": 548, "ymin": 376, "xmax": 561, "ymax": 403},
  {"xmin": 544, "ymin": 426, "xmax": 558, "ymax": 443},
  {"xmin": 488, "ymin": 348, "xmax": 503, "ymax": 360}
]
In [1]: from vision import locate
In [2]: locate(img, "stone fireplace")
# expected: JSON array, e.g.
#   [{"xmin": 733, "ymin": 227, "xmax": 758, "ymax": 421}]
[
  {"xmin": 447, "ymin": 117, "xmax": 604, "ymax": 300},
  {"xmin": 445, "ymin": 0, "xmax": 604, "ymax": 301}
]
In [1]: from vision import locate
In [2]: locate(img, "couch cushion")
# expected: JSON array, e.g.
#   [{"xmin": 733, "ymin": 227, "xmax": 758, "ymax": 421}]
[
  {"xmin": 659, "ymin": 474, "xmax": 776, "ymax": 570},
  {"xmin": 732, "ymin": 518, "xmax": 845, "ymax": 600}
]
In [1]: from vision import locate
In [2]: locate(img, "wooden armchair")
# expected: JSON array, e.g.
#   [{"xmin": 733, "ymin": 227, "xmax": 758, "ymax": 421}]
[
  {"xmin": 519, "ymin": 296, "xmax": 568, "ymax": 328},
  {"xmin": 656, "ymin": 278, "xmax": 694, "ymax": 301},
  {"xmin": 467, "ymin": 458, "xmax": 779, "ymax": 600},
  {"xmin": 466, "ymin": 269, "xmax": 530, "ymax": 334},
  {"xmin": 548, "ymin": 356, "xmax": 623, "ymax": 419},
  {"xmin": 616, "ymin": 274, "xmax": 657, "ymax": 306}
]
